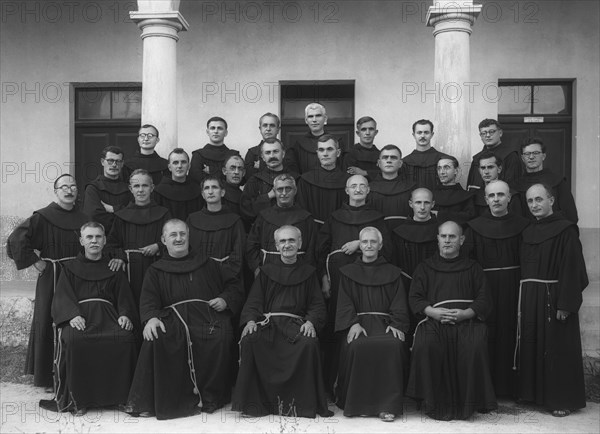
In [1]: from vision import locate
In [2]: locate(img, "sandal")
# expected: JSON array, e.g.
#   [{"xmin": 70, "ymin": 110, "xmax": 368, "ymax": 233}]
[
  {"xmin": 379, "ymin": 412, "xmax": 395, "ymax": 422},
  {"xmin": 552, "ymin": 409, "xmax": 571, "ymax": 417}
]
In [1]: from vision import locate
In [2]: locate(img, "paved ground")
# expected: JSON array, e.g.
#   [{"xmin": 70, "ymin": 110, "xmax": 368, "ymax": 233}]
[{"xmin": 1, "ymin": 382, "xmax": 598, "ymax": 433}]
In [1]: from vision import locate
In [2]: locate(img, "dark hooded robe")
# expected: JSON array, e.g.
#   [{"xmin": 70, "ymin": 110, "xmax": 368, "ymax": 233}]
[
  {"xmin": 342, "ymin": 143, "xmax": 380, "ymax": 180},
  {"xmin": 285, "ymin": 131, "xmax": 337, "ymax": 174},
  {"xmin": 465, "ymin": 212, "xmax": 529, "ymax": 397},
  {"xmin": 6, "ymin": 202, "xmax": 88, "ymax": 387},
  {"xmin": 232, "ymin": 260, "xmax": 331, "ymax": 418},
  {"xmin": 367, "ymin": 175, "xmax": 416, "ymax": 230},
  {"xmin": 467, "ymin": 144, "xmax": 522, "ymax": 190},
  {"xmin": 246, "ymin": 204, "xmax": 317, "ymax": 272},
  {"xmin": 296, "ymin": 166, "xmax": 348, "ymax": 225},
  {"xmin": 82, "ymin": 175, "xmax": 131, "ymax": 231},
  {"xmin": 335, "ymin": 257, "xmax": 410, "ymax": 416},
  {"xmin": 240, "ymin": 168, "xmax": 298, "ymax": 222},
  {"xmin": 126, "ymin": 254, "xmax": 243, "ymax": 419},
  {"xmin": 153, "ymin": 177, "xmax": 203, "ymax": 221},
  {"xmin": 517, "ymin": 212, "xmax": 588, "ymax": 411},
  {"xmin": 189, "ymin": 144, "xmax": 239, "ymax": 185},
  {"xmin": 243, "ymin": 142, "xmax": 265, "ymax": 180},
  {"xmin": 50, "ymin": 254, "xmax": 138, "ymax": 411},
  {"xmin": 512, "ymin": 169, "xmax": 579, "ymax": 224},
  {"xmin": 432, "ymin": 184, "xmax": 476, "ymax": 225},
  {"xmin": 122, "ymin": 151, "xmax": 169, "ymax": 187},
  {"xmin": 401, "ymin": 147, "xmax": 444, "ymax": 190},
  {"xmin": 106, "ymin": 202, "xmax": 170, "ymax": 305},
  {"xmin": 407, "ymin": 254, "xmax": 497, "ymax": 420},
  {"xmin": 186, "ymin": 207, "xmax": 245, "ymax": 280}
]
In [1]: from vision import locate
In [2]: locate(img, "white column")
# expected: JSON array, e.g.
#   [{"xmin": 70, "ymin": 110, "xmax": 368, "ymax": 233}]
[
  {"xmin": 130, "ymin": 1, "xmax": 189, "ymax": 156},
  {"xmin": 426, "ymin": 1, "xmax": 481, "ymax": 175}
]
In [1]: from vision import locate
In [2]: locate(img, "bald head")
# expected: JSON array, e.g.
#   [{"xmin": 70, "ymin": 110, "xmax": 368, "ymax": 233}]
[
  {"xmin": 410, "ymin": 188, "xmax": 434, "ymax": 222},
  {"xmin": 437, "ymin": 220, "xmax": 464, "ymax": 259},
  {"xmin": 485, "ymin": 180, "xmax": 511, "ymax": 217}
]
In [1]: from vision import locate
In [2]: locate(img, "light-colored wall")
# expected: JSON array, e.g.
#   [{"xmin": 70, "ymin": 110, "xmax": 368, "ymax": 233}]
[{"xmin": 1, "ymin": 0, "xmax": 598, "ymax": 229}]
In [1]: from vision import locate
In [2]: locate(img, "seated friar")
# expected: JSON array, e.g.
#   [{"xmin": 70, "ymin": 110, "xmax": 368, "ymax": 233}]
[
  {"xmin": 335, "ymin": 226, "xmax": 410, "ymax": 422},
  {"xmin": 406, "ymin": 220, "xmax": 497, "ymax": 421},
  {"xmin": 232, "ymin": 225, "xmax": 333, "ymax": 418},
  {"xmin": 40, "ymin": 221, "xmax": 138, "ymax": 416},
  {"xmin": 125, "ymin": 219, "xmax": 244, "ymax": 420}
]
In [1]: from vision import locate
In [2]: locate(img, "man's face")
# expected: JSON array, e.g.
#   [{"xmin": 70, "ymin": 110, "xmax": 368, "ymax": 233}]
[
  {"xmin": 222, "ymin": 158, "xmax": 245, "ymax": 185},
  {"xmin": 409, "ymin": 190, "xmax": 434, "ymax": 221},
  {"xmin": 478, "ymin": 157, "xmax": 502, "ymax": 183},
  {"xmin": 437, "ymin": 159, "xmax": 459, "ymax": 185},
  {"xmin": 437, "ymin": 222, "xmax": 464, "ymax": 259},
  {"xmin": 345, "ymin": 175, "xmax": 369, "ymax": 203},
  {"xmin": 275, "ymin": 228, "xmax": 301, "ymax": 260},
  {"xmin": 261, "ymin": 142, "xmax": 285, "ymax": 170},
  {"xmin": 521, "ymin": 143, "xmax": 546, "ymax": 172},
  {"xmin": 101, "ymin": 151, "xmax": 124, "ymax": 179},
  {"xmin": 479, "ymin": 124, "xmax": 502, "ymax": 147},
  {"xmin": 168, "ymin": 153, "xmax": 189, "ymax": 181},
  {"xmin": 356, "ymin": 121, "xmax": 378, "ymax": 146},
  {"xmin": 80, "ymin": 226, "xmax": 106, "ymax": 257},
  {"xmin": 162, "ymin": 221, "xmax": 189, "ymax": 257},
  {"xmin": 317, "ymin": 139, "xmax": 340, "ymax": 168},
  {"xmin": 129, "ymin": 174, "xmax": 153, "ymax": 205},
  {"xmin": 259, "ymin": 116, "xmax": 280, "ymax": 140},
  {"xmin": 378, "ymin": 149, "xmax": 402, "ymax": 175},
  {"xmin": 138, "ymin": 126, "xmax": 159, "ymax": 152},
  {"xmin": 359, "ymin": 230, "xmax": 382, "ymax": 262},
  {"xmin": 274, "ymin": 179, "xmax": 296, "ymax": 208},
  {"xmin": 485, "ymin": 182, "xmax": 511, "ymax": 217},
  {"xmin": 202, "ymin": 179, "xmax": 225, "ymax": 205},
  {"xmin": 206, "ymin": 121, "xmax": 228, "ymax": 145},
  {"xmin": 305, "ymin": 108, "xmax": 326, "ymax": 135},
  {"xmin": 54, "ymin": 176, "xmax": 78, "ymax": 207},
  {"xmin": 413, "ymin": 124, "xmax": 434, "ymax": 148},
  {"xmin": 526, "ymin": 185, "xmax": 554, "ymax": 219}
]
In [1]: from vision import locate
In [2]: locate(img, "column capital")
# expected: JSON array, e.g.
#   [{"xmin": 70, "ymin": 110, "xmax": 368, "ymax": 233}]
[
  {"xmin": 129, "ymin": 11, "xmax": 189, "ymax": 41},
  {"xmin": 426, "ymin": 3, "xmax": 482, "ymax": 35}
]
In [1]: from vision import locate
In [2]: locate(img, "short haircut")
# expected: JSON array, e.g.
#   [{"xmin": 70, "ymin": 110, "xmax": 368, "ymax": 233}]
[
  {"xmin": 438, "ymin": 154, "xmax": 459, "ymax": 169},
  {"xmin": 129, "ymin": 168, "xmax": 152, "ymax": 184},
  {"xmin": 412, "ymin": 119, "xmax": 434, "ymax": 133},
  {"xmin": 162, "ymin": 218, "xmax": 189, "ymax": 236},
  {"xmin": 201, "ymin": 175, "xmax": 224, "ymax": 189},
  {"xmin": 54, "ymin": 173, "xmax": 75, "ymax": 189},
  {"xmin": 527, "ymin": 183, "xmax": 555, "ymax": 199},
  {"xmin": 273, "ymin": 173, "xmax": 297, "ymax": 189},
  {"xmin": 207, "ymin": 116, "xmax": 228, "ymax": 129},
  {"xmin": 478, "ymin": 118, "xmax": 501, "ymax": 131},
  {"xmin": 274, "ymin": 224, "xmax": 302, "ymax": 243},
  {"xmin": 485, "ymin": 180, "xmax": 510, "ymax": 195},
  {"xmin": 438, "ymin": 220, "xmax": 463, "ymax": 236},
  {"xmin": 521, "ymin": 137, "xmax": 546, "ymax": 153},
  {"xmin": 478, "ymin": 150, "xmax": 503, "ymax": 168},
  {"xmin": 305, "ymin": 103, "xmax": 326, "ymax": 117},
  {"xmin": 317, "ymin": 134, "xmax": 339, "ymax": 148},
  {"xmin": 411, "ymin": 187, "xmax": 433, "ymax": 201},
  {"xmin": 379, "ymin": 144, "xmax": 402, "ymax": 158},
  {"xmin": 80, "ymin": 221, "xmax": 105, "ymax": 235},
  {"xmin": 259, "ymin": 112, "xmax": 281, "ymax": 128},
  {"xmin": 140, "ymin": 124, "xmax": 159, "ymax": 137},
  {"xmin": 356, "ymin": 116, "xmax": 376, "ymax": 129},
  {"xmin": 260, "ymin": 137, "xmax": 284, "ymax": 154},
  {"xmin": 359, "ymin": 226, "xmax": 382, "ymax": 244},
  {"xmin": 168, "ymin": 147, "xmax": 190, "ymax": 163},
  {"xmin": 101, "ymin": 146, "xmax": 123, "ymax": 159},
  {"xmin": 223, "ymin": 154, "xmax": 245, "ymax": 169}
]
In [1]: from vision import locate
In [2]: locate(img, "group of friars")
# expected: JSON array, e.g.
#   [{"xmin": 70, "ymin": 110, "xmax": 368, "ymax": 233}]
[{"xmin": 7, "ymin": 103, "xmax": 588, "ymax": 422}]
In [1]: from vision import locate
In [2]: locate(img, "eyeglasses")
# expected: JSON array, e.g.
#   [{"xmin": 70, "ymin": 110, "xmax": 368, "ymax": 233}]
[
  {"xmin": 479, "ymin": 129, "xmax": 498, "ymax": 137},
  {"xmin": 56, "ymin": 185, "xmax": 77, "ymax": 192},
  {"xmin": 104, "ymin": 159, "xmax": 123, "ymax": 166},
  {"xmin": 522, "ymin": 151, "xmax": 543, "ymax": 157},
  {"xmin": 139, "ymin": 133, "xmax": 156, "ymax": 139}
]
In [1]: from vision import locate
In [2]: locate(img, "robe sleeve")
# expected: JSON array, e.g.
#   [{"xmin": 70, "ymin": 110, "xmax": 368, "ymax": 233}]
[
  {"xmin": 468, "ymin": 263, "xmax": 493, "ymax": 320},
  {"xmin": 245, "ymin": 216, "xmax": 264, "ymax": 272},
  {"xmin": 225, "ymin": 219, "xmax": 246, "ymax": 277},
  {"xmin": 334, "ymin": 274, "xmax": 359, "ymax": 332},
  {"xmin": 303, "ymin": 217, "xmax": 319, "ymax": 266},
  {"xmin": 408, "ymin": 263, "xmax": 432, "ymax": 317},
  {"xmin": 6, "ymin": 214, "xmax": 43, "ymax": 270},
  {"xmin": 304, "ymin": 273, "xmax": 327, "ymax": 332},
  {"xmin": 240, "ymin": 178, "xmax": 264, "ymax": 221},
  {"xmin": 114, "ymin": 270, "xmax": 138, "ymax": 322},
  {"xmin": 556, "ymin": 227, "xmax": 588, "ymax": 312},
  {"xmin": 51, "ymin": 268, "xmax": 82, "ymax": 326},
  {"xmin": 105, "ymin": 218, "xmax": 126, "ymax": 261},
  {"xmin": 188, "ymin": 152, "xmax": 206, "ymax": 185},
  {"xmin": 82, "ymin": 184, "xmax": 112, "ymax": 227},
  {"xmin": 139, "ymin": 267, "xmax": 165, "ymax": 323},
  {"xmin": 216, "ymin": 261, "xmax": 245, "ymax": 315},
  {"xmin": 316, "ymin": 219, "xmax": 333, "ymax": 279},
  {"xmin": 239, "ymin": 272, "xmax": 266, "ymax": 324},
  {"xmin": 389, "ymin": 278, "xmax": 410, "ymax": 332}
]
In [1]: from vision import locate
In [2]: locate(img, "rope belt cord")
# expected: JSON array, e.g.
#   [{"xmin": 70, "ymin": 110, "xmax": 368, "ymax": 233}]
[
  {"xmin": 256, "ymin": 312, "xmax": 303, "ymax": 327},
  {"xmin": 383, "ymin": 216, "xmax": 408, "ymax": 221},
  {"xmin": 512, "ymin": 278, "xmax": 559, "ymax": 371},
  {"xmin": 124, "ymin": 249, "xmax": 144, "ymax": 283},
  {"xmin": 400, "ymin": 270, "xmax": 413, "ymax": 280},
  {"xmin": 326, "ymin": 249, "xmax": 344, "ymax": 283},
  {"xmin": 40, "ymin": 256, "xmax": 77, "ymax": 295},
  {"xmin": 313, "ymin": 218, "xmax": 324, "ymax": 225},
  {"xmin": 78, "ymin": 298, "xmax": 112, "ymax": 305},
  {"xmin": 210, "ymin": 255, "xmax": 230, "ymax": 263},
  {"xmin": 165, "ymin": 298, "xmax": 212, "ymax": 410},
  {"xmin": 483, "ymin": 265, "xmax": 521, "ymax": 272},
  {"xmin": 357, "ymin": 312, "xmax": 390, "ymax": 317},
  {"xmin": 410, "ymin": 299, "xmax": 474, "ymax": 351},
  {"xmin": 260, "ymin": 249, "xmax": 305, "ymax": 264}
]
